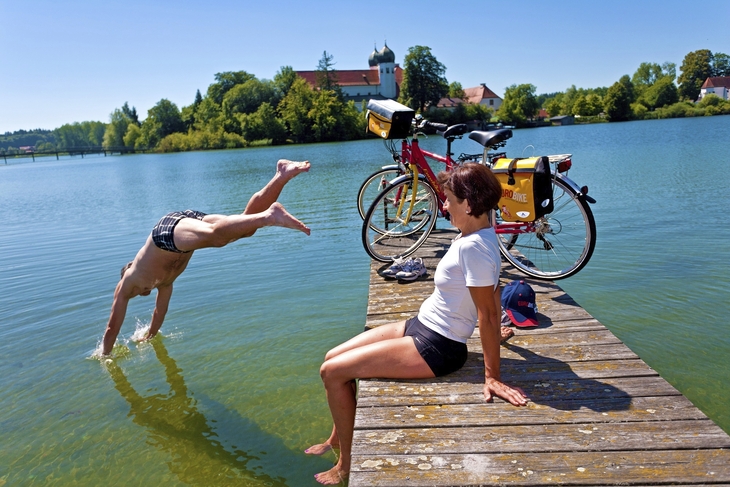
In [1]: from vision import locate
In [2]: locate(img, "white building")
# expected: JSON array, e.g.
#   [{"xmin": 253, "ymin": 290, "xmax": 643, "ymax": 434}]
[
  {"xmin": 698, "ymin": 76, "xmax": 730, "ymax": 101},
  {"xmin": 296, "ymin": 43, "xmax": 402, "ymax": 103}
]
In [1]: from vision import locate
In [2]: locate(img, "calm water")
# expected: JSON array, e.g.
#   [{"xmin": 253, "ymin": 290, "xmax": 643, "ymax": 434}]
[{"xmin": 1, "ymin": 115, "xmax": 729, "ymax": 485}]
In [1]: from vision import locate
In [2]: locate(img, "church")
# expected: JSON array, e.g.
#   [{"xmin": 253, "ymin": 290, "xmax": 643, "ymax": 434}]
[
  {"xmin": 295, "ymin": 44, "xmax": 502, "ymax": 112},
  {"xmin": 295, "ymin": 43, "xmax": 403, "ymax": 103}
]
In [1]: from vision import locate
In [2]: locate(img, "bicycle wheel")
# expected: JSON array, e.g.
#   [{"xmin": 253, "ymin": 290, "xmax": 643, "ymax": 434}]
[
  {"xmin": 497, "ymin": 176, "xmax": 596, "ymax": 280},
  {"xmin": 357, "ymin": 166, "xmax": 404, "ymax": 219},
  {"xmin": 362, "ymin": 178, "xmax": 439, "ymax": 262}
]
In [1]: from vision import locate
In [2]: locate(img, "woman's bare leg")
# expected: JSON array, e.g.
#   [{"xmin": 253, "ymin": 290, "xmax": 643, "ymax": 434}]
[
  {"xmin": 313, "ymin": 333, "xmax": 434, "ymax": 485},
  {"xmin": 306, "ymin": 321, "xmax": 406, "ymax": 456}
]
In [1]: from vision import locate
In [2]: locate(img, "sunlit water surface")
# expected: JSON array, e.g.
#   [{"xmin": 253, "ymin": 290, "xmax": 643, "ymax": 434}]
[{"xmin": 1, "ymin": 115, "xmax": 729, "ymax": 485}]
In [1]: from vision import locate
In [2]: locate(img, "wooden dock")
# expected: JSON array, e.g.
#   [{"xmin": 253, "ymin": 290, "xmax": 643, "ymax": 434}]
[{"xmin": 351, "ymin": 229, "xmax": 730, "ymax": 486}]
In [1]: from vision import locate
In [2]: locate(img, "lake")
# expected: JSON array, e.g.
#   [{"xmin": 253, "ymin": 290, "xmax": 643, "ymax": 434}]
[{"xmin": 1, "ymin": 115, "xmax": 729, "ymax": 486}]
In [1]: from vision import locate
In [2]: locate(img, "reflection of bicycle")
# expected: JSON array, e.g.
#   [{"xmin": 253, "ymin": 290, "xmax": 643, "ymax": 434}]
[{"xmin": 361, "ymin": 117, "xmax": 597, "ymax": 280}]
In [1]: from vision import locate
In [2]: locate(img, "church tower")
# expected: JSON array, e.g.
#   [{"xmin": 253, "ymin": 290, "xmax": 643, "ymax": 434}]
[{"xmin": 369, "ymin": 42, "xmax": 397, "ymax": 99}]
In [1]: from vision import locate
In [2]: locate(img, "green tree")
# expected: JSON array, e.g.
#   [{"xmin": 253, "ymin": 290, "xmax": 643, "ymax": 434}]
[
  {"xmin": 639, "ymin": 76, "xmax": 679, "ymax": 110},
  {"xmin": 448, "ymin": 81, "xmax": 466, "ymax": 99},
  {"xmin": 272, "ymin": 66, "xmax": 299, "ymax": 106},
  {"xmin": 138, "ymin": 99, "xmax": 185, "ymax": 148},
  {"xmin": 193, "ymin": 97, "xmax": 223, "ymax": 133},
  {"xmin": 678, "ymin": 49, "xmax": 713, "ymax": 101},
  {"xmin": 238, "ymin": 102, "xmax": 287, "ymax": 144},
  {"xmin": 399, "ymin": 45, "xmax": 449, "ymax": 113},
  {"xmin": 56, "ymin": 121, "xmax": 105, "ymax": 148},
  {"xmin": 278, "ymin": 77, "xmax": 316, "ymax": 143},
  {"xmin": 124, "ymin": 123, "xmax": 142, "ymax": 148},
  {"xmin": 103, "ymin": 108, "xmax": 131, "ymax": 148},
  {"xmin": 223, "ymin": 78, "xmax": 276, "ymax": 116},
  {"xmin": 207, "ymin": 71, "xmax": 256, "ymax": 105},
  {"xmin": 604, "ymin": 75, "xmax": 634, "ymax": 121},
  {"xmin": 496, "ymin": 84, "xmax": 539, "ymax": 125},
  {"xmin": 121, "ymin": 102, "xmax": 140, "ymax": 126},
  {"xmin": 315, "ymin": 51, "xmax": 341, "ymax": 96},
  {"xmin": 713, "ymin": 52, "xmax": 730, "ymax": 76}
]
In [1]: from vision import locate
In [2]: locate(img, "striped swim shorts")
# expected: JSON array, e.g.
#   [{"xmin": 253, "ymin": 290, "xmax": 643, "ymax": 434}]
[{"xmin": 151, "ymin": 210, "xmax": 207, "ymax": 253}]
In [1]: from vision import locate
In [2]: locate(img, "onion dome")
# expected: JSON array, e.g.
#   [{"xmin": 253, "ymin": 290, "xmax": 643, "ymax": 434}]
[
  {"xmin": 368, "ymin": 45, "xmax": 380, "ymax": 67},
  {"xmin": 378, "ymin": 43, "xmax": 395, "ymax": 63}
]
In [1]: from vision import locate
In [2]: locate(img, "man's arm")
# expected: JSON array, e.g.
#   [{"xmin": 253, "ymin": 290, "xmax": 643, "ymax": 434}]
[
  {"xmin": 102, "ymin": 282, "xmax": 131, "ymax": 355},
  {"xmin": 144, "ymin": 284, "xmax": 173, "ymax": 341},
  {"xmin": 468, "ymin": 285, "xmax": 528, "ymax": 407}
]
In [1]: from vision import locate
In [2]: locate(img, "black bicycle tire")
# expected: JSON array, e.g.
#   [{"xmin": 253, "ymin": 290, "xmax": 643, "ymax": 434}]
[
  {"xmin": 497, "ymin": 176, "xmax": 596, "ymax": 280},
  {"xmin": 361, "ymin": 179, "xmax": 439, "ymax": 262},
  {"xmin": 357, "ymin": 166, "xmax": 404, "ymax": 219}
]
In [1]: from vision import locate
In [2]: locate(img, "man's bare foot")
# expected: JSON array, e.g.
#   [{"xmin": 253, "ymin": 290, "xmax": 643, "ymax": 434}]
[
  {"xmin": 501, "ymin": 326, "xmax": 514, "ymax": 344},
  {"xmin": 305, "ymin": 442, "xmax": 337, "ymax": 455},
  {"xmin": 314, "ymin": 465, "xmax": 348, "ymax": 485},
  {"xmin": 267, "ymin": 202, "xmax": 310, "ymax": 235},
  {"xmin": 277, "ymin": 159, "xmax": 310, "ymax": 181}
]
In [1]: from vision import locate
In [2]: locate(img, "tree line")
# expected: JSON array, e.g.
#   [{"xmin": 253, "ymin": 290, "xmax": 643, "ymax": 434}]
[
  {"xmin": 2, "ymin": 48, "xmax": 729, "ymax": 154},
  {"xmin": 495, "ymin": 49, "xmax": 730, "ymax": 126}
]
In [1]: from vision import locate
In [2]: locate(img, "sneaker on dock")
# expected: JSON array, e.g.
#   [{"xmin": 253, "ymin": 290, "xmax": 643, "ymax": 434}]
[
  {"xmin": 381, "ymin": 257, "xmax": 407, "ymax": 278},
  {"xmin": 396, "ymin": 258, "xmax": 427, "ymax": 281}
]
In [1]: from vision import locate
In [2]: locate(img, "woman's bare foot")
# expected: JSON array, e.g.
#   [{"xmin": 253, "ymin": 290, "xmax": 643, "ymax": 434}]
[
  {"xmin": 277, "ymin": 159, "xmax": 310, "ymax": 181},
  {"xmin": 501, "ymin": 326, "xmax": 514, "ymax": 344},
  {"xmin": 267, "ymin": 202, "xmax": 310, "ymax": 235},
  {"xmin": 305, "ymin": 441, "xmax": 337, "ymax": 455},
  {"xmin": 314, "ymin": 465, "xmax": 348, "ymax": 485}
]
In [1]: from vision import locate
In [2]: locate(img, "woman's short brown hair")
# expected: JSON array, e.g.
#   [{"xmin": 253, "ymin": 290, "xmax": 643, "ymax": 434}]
[{"xmin": 437, "ymin": 163, "xmax": 502, "ymax": 218}]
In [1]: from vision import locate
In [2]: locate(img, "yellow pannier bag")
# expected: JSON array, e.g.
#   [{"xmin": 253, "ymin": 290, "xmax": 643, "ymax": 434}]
[
  {"xmin": 366, "ymin": 99, "xmax": 415, "ymax": 139},
  {"xmin": 491, "ymin": 156, "xmax": 554, "ymax": 222}
]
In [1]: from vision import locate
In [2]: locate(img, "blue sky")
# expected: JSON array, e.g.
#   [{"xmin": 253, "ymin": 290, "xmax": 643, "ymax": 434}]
[{"xmin": 1, "ymin": 0, "xmax": 728, "ymax": 133}]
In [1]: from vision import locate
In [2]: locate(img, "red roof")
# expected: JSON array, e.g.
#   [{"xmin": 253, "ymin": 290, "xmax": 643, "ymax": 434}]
[
  {"xmin": 463, "ymin": 84, "xmax": 501, "ymax": 104},
  {"xmin": 701, "ymin": 76, "xmax": 730, "ymax": 89},
  {"xmin": 296, "ymin": 66, "xmax": 403, "ymax": 87},
  {"xmin": 436, "ymin": 97, "xmax": 466, "ymax": 108}
]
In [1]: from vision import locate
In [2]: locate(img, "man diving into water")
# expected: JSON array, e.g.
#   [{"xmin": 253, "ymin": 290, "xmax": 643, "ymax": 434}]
[{"xmin": 100, "ymin": 159, "xmax": 310, "ymax": 356}]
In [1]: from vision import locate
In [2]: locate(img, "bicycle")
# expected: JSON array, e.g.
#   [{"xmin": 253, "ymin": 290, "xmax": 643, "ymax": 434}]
[
  {"xmin": 356, "ymin": 120, "xmax": 479, "ymax": 219},
  {"xmin": 361, "ymin": 117, "xmax": 597, "ymax": 280}
]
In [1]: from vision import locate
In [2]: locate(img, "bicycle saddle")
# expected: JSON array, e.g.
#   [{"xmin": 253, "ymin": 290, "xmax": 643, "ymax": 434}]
[
  {"xmin": 468, "ymin": 129, "xmax": 513, "ymax": 148},
  {"xmin": 440, "ymin": 123, "xmax": 468, "ymax": 139}
]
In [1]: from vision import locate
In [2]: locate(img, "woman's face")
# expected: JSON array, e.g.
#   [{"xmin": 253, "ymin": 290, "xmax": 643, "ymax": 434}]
[{"xmin": 443, "ymin": 188, "xmax": 470, "ymax": 230}]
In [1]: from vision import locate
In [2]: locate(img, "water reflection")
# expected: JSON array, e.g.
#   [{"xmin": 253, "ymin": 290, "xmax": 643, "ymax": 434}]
[{"xmin": 106, "ymin": 339, "xmax": 291, "ymax": 486}]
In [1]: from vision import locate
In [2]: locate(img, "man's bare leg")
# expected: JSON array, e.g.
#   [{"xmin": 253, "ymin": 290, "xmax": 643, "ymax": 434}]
[
  {"xmin": 244, "ymin": 159, "xmax": 310, "ymax": 215},
  {"xmin": 175, "ymin": 202, "xmax": 309, "ymax": 251}
]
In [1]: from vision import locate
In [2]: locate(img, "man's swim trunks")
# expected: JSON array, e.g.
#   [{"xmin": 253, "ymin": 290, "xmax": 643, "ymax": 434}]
[{"xmin": 151, "ymin": 210, "xmax": 208, "ymax": 253}]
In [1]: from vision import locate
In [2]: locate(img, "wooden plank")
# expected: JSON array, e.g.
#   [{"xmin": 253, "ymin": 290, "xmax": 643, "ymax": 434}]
[
  {"xmin": 353, "ymin": 419, "xmax": 730, "ymax": 455},
  {"xmin": 350, "ymin": 449, "xmax": 730, "ymax": 486},
  {"xmin": 352, "ymin": 227, "xmax": 730, "ymax": 486},
  {"xmin": 357, "ymin": 375, "xmax": 682, "ymax": 407},
  {"xmin": 354, "ymin": 395, "xmax": 711, "ymax": 429}
]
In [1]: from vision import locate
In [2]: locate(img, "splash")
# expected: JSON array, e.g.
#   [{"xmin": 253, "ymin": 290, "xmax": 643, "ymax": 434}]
[
  {"xmin": 130, "ymin": 318, "xmax": 152, "ymax": 342},
  {"xmin": 88, "ymin": 317, "xmax": 151, "ymax": 361}
]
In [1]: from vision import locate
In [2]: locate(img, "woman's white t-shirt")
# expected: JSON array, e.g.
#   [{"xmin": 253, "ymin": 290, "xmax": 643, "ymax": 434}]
[{"xmin": 417, "ymin": 227, "xmax": 501, "ymax": 343}]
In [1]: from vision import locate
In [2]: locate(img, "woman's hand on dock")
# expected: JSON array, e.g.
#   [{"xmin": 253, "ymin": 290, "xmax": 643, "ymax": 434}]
[{"xmin": 484, "ymin": 377, "xmax": 529, "ymax": 406}]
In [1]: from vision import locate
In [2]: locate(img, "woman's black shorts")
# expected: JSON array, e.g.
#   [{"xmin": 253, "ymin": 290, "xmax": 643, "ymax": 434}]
[{"xmin": 405, "ymin": 316, "xmax": 468, "ymax": 377}]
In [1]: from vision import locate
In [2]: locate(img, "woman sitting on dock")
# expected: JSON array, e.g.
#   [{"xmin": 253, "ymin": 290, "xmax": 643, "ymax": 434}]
[{"xmin": 306, "ymin": 163, "xmax": 529, "ymax": 485}]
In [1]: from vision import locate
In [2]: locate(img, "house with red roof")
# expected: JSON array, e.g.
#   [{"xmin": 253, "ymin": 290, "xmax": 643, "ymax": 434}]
[
  {"xmin": 463, "ymin": 83, "xmax": 503, "ymax": 111},
  {"xmin": 296, "ymin": 43, "xmax": 402, "ymax": 104},
  {"xmin": 698, "ymin": 76, "xmax": 730, "ymax": 101},
  {"xmin": 434, "ymin": 84, "xmax": 503, "ymax": 112}
]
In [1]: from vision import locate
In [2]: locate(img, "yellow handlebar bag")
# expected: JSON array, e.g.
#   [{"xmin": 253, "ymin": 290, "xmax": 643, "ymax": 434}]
[{"xmin": 491, "ymin": 156, "xmax": 554, "ymax": 222}]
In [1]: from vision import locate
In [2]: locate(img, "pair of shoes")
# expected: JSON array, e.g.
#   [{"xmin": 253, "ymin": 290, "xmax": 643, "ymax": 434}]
[
  {"xmin": 381, "ymin": 257, "xmax": 407, "ymax": 278},
  {"xmin": 395, "ymin": 257, "xmax": 426, "ymax": 281}
]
